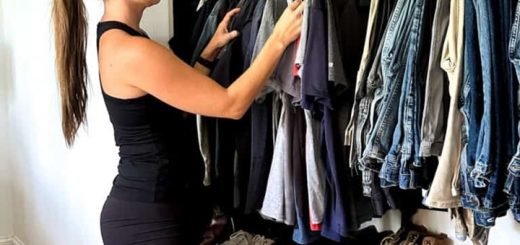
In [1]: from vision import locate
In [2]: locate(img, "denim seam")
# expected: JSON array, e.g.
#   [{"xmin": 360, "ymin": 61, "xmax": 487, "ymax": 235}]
[
  {"xmin": 382, "ymin": 0, "xmax": 405, "ymax": 63},
  {"xmin": 509, "ymin": 4, "xmax": 520, "ymax": 60},
  {"xmin": 365, "ymin": 72, "xmax": 404, "ymax": 161}
]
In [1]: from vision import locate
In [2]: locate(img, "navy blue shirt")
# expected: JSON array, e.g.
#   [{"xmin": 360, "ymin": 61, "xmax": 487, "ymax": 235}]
[{"xmin": 300, "ymin": 0, "xmax": 351, "ymax": 241}]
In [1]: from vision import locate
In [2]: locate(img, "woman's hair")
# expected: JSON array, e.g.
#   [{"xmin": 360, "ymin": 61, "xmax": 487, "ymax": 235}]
[{"xmin": 52, "ymin": 0, "xmax": 89, "ymax": 146}]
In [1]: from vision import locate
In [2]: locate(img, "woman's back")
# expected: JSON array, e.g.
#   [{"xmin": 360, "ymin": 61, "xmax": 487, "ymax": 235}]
[{"xmin": 97, "ymin": 21, "xmax": 204, "ymax": 203}]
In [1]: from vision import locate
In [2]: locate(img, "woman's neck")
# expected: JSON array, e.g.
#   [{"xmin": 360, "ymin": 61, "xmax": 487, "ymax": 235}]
[{"xmin": 101, "ymin": 0, "xmax": 145, "ymax": 32}]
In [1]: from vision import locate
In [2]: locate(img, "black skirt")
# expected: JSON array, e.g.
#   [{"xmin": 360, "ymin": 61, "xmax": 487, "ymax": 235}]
[{"xmin": 100, "ymin": 196, "xmax": 208, "ymax": 245}]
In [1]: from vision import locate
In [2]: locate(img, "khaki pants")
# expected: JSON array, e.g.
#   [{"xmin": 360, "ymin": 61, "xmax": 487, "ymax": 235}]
[{"xmin": 425, "ymin": 0, "xmax": 464, "ymax": 209}]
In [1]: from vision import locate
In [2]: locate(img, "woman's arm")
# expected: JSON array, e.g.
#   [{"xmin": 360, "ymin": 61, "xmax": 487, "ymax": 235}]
[{"xmin": 100, "ymin": 0, "xmax": 303, "ymax": 119}]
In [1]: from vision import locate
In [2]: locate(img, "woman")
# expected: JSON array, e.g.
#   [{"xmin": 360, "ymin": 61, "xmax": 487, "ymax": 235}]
[{"xmin": 52, "ymin": 0, "xmax": 303, "ymax": 244}]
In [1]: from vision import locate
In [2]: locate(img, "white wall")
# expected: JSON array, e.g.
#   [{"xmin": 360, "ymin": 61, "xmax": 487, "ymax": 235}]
[
  {"xmin": 1, "ymin": 0, "xmax": 171, "ymax": 244},
  {"xmin": 1, "ymin": 0, "xmax": 519, "ymax": 244},
  {"xmin": 0, "ymin": 0, "xmax": 14, "ymax": 239}
]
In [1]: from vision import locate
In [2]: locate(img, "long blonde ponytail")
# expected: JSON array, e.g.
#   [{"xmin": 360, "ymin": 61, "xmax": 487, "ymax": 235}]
[{"xmin": 51, "ymin": 0, "xmax": 89, "ymax": 146}]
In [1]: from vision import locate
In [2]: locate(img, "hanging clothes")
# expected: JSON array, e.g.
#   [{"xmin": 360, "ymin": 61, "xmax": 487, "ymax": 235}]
[
  {"xmin": 170, "ymin": 0, "xmax": 520, "ymax": 243},
  {"xmin": 296, "ymin": 0, "xmax": 325, "ymax": 232},
  {"xmin": 243, "ymin": 0, "xmax": 271, "ymax": 215},
  {"xmin": 251, "ymin": 0, "xmax": 295, "ymax": 100},
  {"xmin": 261, "ymin": 93, "xmax": 296, "ymax": 225},
  {"xmin": 425, "ymin": 0, "xmax": 464, "ymax": 209},
  {"xmin": 192, "ymin": 0, "xmax": 233, "ymax": 187},
  {"xmin": 169, "ymin": 0, "xmax": 200, "ymax": 62},
  {"xmin": 209, "ymin": 0, "xmax": 260, "ymax": 215},
  {"xmin": 506, "ymin": 0, "xmax": 520, "ymax": 224},
  {"xmin": 344, "ymin": 0, "xmax": 400, "ymax": 216},
  {"xmin": 419, "ymin": 0, "xmax": 450, "ymax": 158},
  {"xmin": 458, "ymin": 0, "xmax": 516, "ymax": 228}
]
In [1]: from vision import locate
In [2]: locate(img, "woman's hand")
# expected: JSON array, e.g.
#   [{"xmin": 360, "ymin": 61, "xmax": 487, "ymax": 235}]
[
  {"xmin": 272, "ymin": 0, "xmax": 304, "ymax": 48},
  {"xmin": 201, "ymin": 8, "xmax": 241, "ymax": 61}
]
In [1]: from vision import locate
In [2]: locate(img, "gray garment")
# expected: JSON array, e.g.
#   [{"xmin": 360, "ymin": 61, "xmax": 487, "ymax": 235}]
[
  {"xmin": 295, "ymin": 0, "xmax": 312, "ymax": 73},
  {"xmin": 419, "ymin": 0, "xmax": 450, "ymax": 157},
  {"xmin": 191, "ymin": 0, "xmax": 225, "ymax": 65},
  {"xmin": 273, "ymin": 94, "xmax": 282, "ymax": 143},
  {"xmin": 253, "ymin": 0, "xmax": 299, "ymax": 100},
  {"xmin": 194, "ymin": 0, "xmax": 226, "ymax": 186},
  {"xmin": 304, "ymin": 110, "xmax": 326, "ymax": 226},
  {"xmin": 344, "ymin": 0, "xmax": 380, "ymax": 165},
  {"xmin": 291, "ymin": 0, "xmax": 311, "ymax": 107},
  {"xmin": 359, "ymin": 38, "xmax": 386, "ymax": 194},
  {"xmin": 325, "ymin": 0, "xmax": 347, "ymax": 87},
  {"xmin": 277, "ymin": 42, "xmax": 300, "ymax": 100},
  {"xmin": 197, "ymin": 116, "xmax": 212, "ymax": 186},
  {"xmin": 261, "ymin": 93, "xmax": 295, "ymax": 225}
]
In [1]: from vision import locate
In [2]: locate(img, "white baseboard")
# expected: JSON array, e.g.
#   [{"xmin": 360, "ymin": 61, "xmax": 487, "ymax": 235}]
[
  {"xmin": 0, "ymin": 236, "xmax": 25, "ymax": 245},
  {"xmin": 11, "ymin": 237, "xmax": 24, "ymax": 245},
  {"xmin": 0, "ymin": 236, "xmax": 12, "ymax": 245}
]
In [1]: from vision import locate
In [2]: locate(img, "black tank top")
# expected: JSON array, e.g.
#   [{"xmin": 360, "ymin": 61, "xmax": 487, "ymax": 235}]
[{"xmin": 97, "ymin": 21, "xmax": 204, "ymax": 203}]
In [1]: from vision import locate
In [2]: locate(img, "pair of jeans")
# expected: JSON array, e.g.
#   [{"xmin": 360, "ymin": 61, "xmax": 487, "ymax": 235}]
[
  {"xmin": 360, "ymin": 41, "xmax": 385, "ymax": 191},
  {"xmin": 365, "ymin": 0, "xmax": 423, "ymax": 187},
  {"xmin": 349, "ymin": 0, "xmax": 395, "ymax": 165},
  {"xmin": 460, "ymin": 0, "xmax": 514, "ymax": 227},
  {"xmin": 459, "ymin": 0, "xmax": 482, "ymax": 221},
  {"xmin": 363, "ymin": 0, "xmax": 410, "ymax": 165},
  {"xmin": 347, "ymin": 0, "xmax": 397, "ymax": 198},
  {"xmin": 345, "ymin": 0, "xmax": 379, "ymax": 164},
  {"xmin": 450, "ymin": 208, "xmax": 490, "ymax": 244},
  {"xmin": 384, "ymin": 0, "xmax": 435, "ymax": 190},
  {"xmin": 506, "ymin": 0, "xmax": 520, "ymax": 223},
  {"xmin": 346, "ymin": 0, "xmax": 395, "ymax": 167}
]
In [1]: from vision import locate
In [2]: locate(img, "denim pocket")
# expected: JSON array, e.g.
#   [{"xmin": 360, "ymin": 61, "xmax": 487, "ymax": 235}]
[
  {"xmin": 509, "ymin": 158, "xmax": 520, "ymax": 178},
  {"xmin": 379, "ymin": 153, "xmax": 400, "ymax": 187},
  {"xmin": 504, "ymin": 158, "xmax": 520, "ymax": 196}
]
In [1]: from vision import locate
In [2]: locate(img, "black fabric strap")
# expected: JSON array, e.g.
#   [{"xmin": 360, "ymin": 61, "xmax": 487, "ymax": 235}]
[
  {"xmin": 197, "ymin": 56, "xmax": 217, "ymax": 70},
  {"xmin": 97, "ymin": 21, "xmax": 149, "ymax": 50}
]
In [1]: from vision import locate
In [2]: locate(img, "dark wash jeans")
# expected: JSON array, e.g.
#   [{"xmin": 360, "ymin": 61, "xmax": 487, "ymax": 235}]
[
  {"xmin": 506, "ymin": 0, "xmax": 520, "ymax": 223},
  {"xmin": 460, "ymin": 0, "xmax": 515, "ymax": 227}
]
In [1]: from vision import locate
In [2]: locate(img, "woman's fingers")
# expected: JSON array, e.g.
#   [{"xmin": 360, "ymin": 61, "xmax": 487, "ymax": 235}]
[
  {"xmin": 289, "ymin": 0, "xmax": 303, "ymax": 11},
  {"xmin": 294, "ymin": 2, "xmax": 304, "ymax": 17},
  {"xmin": 220, "ymin": 8, "xmax": 241, "ymax": 29},
  {"xmin": 224, "ymin": 30, "xmax": 240, "ymax": 42}
]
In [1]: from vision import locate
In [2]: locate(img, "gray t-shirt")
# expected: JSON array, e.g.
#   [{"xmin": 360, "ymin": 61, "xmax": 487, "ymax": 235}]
[
  {"xmin": 252, "ymin": 0, "xmax": 300, "ymax": 101},
  {"xmin": 304, "ymin": 109, "xmax": 326, "ymax": 226},
  {"xmin": 261, "ymin": 93, "xmax": 295, "ymax": 225}
]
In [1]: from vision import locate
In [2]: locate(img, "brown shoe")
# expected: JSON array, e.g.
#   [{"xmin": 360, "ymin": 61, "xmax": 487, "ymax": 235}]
[
  {"xmin": 421, "ymin": 233, "xmax": 449, "ymax": 245},
  {"xmin": 399, "ymin": 230, "xmax": 422, "ymax": 245}
]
